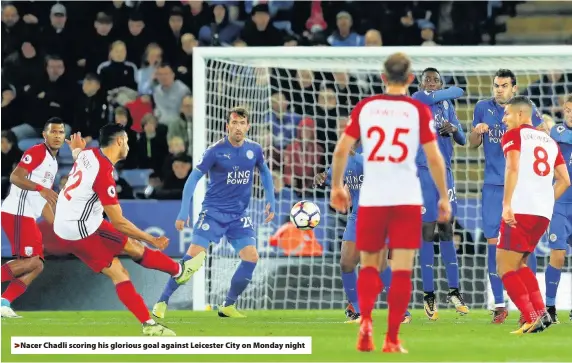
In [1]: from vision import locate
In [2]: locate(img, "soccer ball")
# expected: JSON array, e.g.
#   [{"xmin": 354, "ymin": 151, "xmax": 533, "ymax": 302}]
[{"xmin": 290, "ymin": 201, "xmax": 321, "ymax": 230}]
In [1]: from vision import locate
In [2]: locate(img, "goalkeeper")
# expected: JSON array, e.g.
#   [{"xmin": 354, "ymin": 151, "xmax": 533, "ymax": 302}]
[
  {"xmin": 314, "ymin": 144, "xmax": 412, "ymax": 324},
  {"xmin": 412, "ymin": 68, "xmax": 468, "ymax": 320}
]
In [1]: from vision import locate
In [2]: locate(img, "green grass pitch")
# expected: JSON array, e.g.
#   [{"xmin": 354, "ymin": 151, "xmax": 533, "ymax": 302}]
[{"xmin": 2, "ymin": 310, "xmax": 571, "ymax": 362}]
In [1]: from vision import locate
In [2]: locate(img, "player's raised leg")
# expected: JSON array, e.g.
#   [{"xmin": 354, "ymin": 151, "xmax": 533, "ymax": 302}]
[
  {"xmin": 101, "ymin": 258, "xmax": 175, "ymax": 336},
  {"xmin": 1, "ymin": 256, "xmax": 43, "ymax": 318}
]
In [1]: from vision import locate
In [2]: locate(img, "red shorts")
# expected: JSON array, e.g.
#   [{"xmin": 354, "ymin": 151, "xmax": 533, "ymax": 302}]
[
  {"xmin": 1, "ymin": 212, "xmax": 43, "ymax": 259},
  {"xmin": 356, "ymin": 205, "xmax": 422, "ymax": 252},
  {"xmin": 59, "ymin": 220, "xmax": 128, "ymax": 273},
  {"xmin": 498, "ymin": 214, "xmax": 550, "ymax": 253}
]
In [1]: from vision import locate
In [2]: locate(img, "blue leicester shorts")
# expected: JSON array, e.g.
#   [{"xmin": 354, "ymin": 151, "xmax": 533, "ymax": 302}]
[
  {"xmin": 342, "ymin": 213, "xmax": 357, "ymax": 242},
  {"xmin": 548, "ymin": 202, "xmax": 572, "ymax": 250},
  {"xmin": 192, "ymin": 209, "xmax": 256, "ymax": 252},
  {"xmin": 481, "ymin": 184, "xmax": 503, "ymax": 239},
  {"xmin": 419, "ymin": 167, "xmax": 457, "ymax": 223}
]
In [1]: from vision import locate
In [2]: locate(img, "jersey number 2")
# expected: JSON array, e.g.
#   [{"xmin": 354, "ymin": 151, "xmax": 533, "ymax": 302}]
[
  {"xmin": 367, "ymin": 126, "xmax": 410, "ymax": 163},
  {"xmin": 63, "ymin": 164, "xmax": 83, "ymax": 201},
  {"xmin": 532, "ymin": 146, "xmax": 551, "ymax": 176}
]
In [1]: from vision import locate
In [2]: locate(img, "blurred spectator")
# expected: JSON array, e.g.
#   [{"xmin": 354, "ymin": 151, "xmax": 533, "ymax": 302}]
[
  {"xmin": 419, "ymin": 20, "xmax": 438, "ymax": 46},
  {"xmin": 153, "ymin": 62, "xmax": 190, "ymax": 126},
  {"xmin": 184, "ymin": 1, "xmax": 210, "ymax": 38},
  {"xmin": 523, "ymin": 71, "xmax": 572, "ymax": 118},
  {"xmin": 124, "ymin": 11, "xmax": 153, "ymax": 65},
  {"xmin": 41, "ymin": 4, "xmax": 76, "ymax": 73},
  {"xmin": 174, "ymin": 33, "xmax": 197, "ymax": 90},
  {"xmin": 331, "ymin": 71, "xmax": 363, "ymax": 114},
  {"xmin": 314, "ymin": 87, "xmax": 342, "ymax": 163},
  {"xmin": 73, "ymin": 73, "xmax": 108, "ymax": 144},
  {"xmin": 3, "ymin": 39, "xmax": 44, "ymax": 95},
  {"xmin": 137, "ymin": 113, "xmax": 169, "ymax": 173},
  {"xmin": 113, "ymin": 167, "xmax": 135, "ymax": 200},
  {"xmin": 80, "ymin": 12, "xmax": 117, "ymax": 74},
  {"xmin": 1, "ymin": 130, "xmax": 22, "ymax": 178},
  {"xmin": 2, "ymin": 4, "xmax": 28, "ymax": 60},
  {"xmin": 97, "ymin": 40, "xmax": 138, "ymax": 94},
  {"xmin": 283, "ymin": 118, "xmax": 324, "ymax": 195},
  {"xmin": 327, "ymin": 11, "xmax": 364, "ymax": 46},
  {"xmin": 136, "ymin": 43, "xmax": 163, "ymax": 95},
  {"xmin": 113, "ymin": 106, "xmax": 139, "ymax": 169},
  {"xmin": 289, "ymin": 69, "xmax": 320, "ymax": 115},
  {"xmin": 162, "ymin": 135, "xmax": 187, "ymax": 178},
  {"xmin": 125, "ymin": 95, "xmax": 154, "ymax": 133},
  {"xmin": 240, "ymin": 4, "xmax": 284, "ymax": 46},
  {"xmin": 1, "ymin": 82, "xmax": 19, "ymax": 131},
  {"xmin": 199, "ymin": 4, "xmax": 241, "ymax": 46},
  {"xmin": 167, "ymin": 94, "xmax": 193, "ymax": 151},
  {"xmin": 162, "ymin": 7, "xmax": 185, "ymax": 64},
  {"xmin": 267, "ymin": 91, "xmax": 302, "ymax": 149},
  {"xmin": 364, "ymin": 29, "xmax": 382, "ymax": 46},
  {"xmin": 245, "ymin": 1, "xmax": 294, "ymax": 19},
  {"xmin": 150, "ymin": 152, "xmax": 192, "ymax": 200}
]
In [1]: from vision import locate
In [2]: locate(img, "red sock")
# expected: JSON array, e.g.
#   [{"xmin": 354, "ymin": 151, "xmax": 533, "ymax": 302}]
[
  {"xmin": 137, "ymin": 248, "xmax": 179, "ymax": 276},
  {"xmin": 502, "ymin": 271, "xmax": 536, "ymax": 323},
  {"xmin": 517, "ymin": 266, "xmax": 545, "ymax": 316},
  {"xmin": 386, "ymin": 270, "xmax": 412, "ymax": 344},
  {"xmin": 357, "ymin": 266, "xmax": 382, "ymax": 320},
  {"xmin": 115, "ymin": 281, "xmax": 151, "ymax": 323},
  {"xmin": 1, "ymin": 279, "xmax": 27, "ymax": 303},
  {"xmin": 1, "ymin": 264, "xmax": 15, "ymax": 283}
]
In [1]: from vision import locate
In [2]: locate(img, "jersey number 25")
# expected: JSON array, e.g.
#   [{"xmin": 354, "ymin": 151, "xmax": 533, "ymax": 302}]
[{"xmin": 367, "ymin": 126, "xmax": 410, "ymax": 163}]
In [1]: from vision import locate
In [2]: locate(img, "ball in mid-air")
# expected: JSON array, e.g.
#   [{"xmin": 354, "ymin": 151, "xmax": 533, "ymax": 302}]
[{"xmin": 290, "ymin": 200, "xmax": 321, "ymax": 230}]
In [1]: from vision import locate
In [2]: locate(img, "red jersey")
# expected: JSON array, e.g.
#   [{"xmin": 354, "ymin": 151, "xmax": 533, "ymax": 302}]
[
  {"xmin": 53, "ymin": 148, "xmax": 119, "ymax": 240},
  {"xmin": 344, "ymin": 94, "xmax": 436, "ymax": 207},
  {"xmin": 501, "ymin": 124, "xmax": 565, "ymax": 219},
  {"xmin": 1, "ymin": 144, "xmax": 58, "ymax": 219}
]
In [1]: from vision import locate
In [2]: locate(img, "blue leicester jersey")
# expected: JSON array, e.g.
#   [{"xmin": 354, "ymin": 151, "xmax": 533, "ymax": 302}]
[
  {"xmin": 551, "ymin": 124, "xmax": 572, "ymax": 203},
  {"xmin": 413, "ymin": 90, "xmax": 464, "ymax": 169},
  {"xmin": 196, "ymin": 137, "xmax": 265, "ymax": 213},
  {"xmin": 473, "ymin": 98, "xmax": 543, "ymax": 185},
  {"xmin": 326, "ymin": 153, "xmax": 364, "ymax": 215}
]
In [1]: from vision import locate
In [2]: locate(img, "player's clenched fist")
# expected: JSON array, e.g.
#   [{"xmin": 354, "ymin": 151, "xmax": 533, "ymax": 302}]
[
  {"xmin": 330, "ymin": 186, "xmax": 351, "ymax": 213},
  {"xmin": 153, "ymin": 236, "xmax": 169, "ymax": 250},
  {"xmin": 437, "ymin": 197, "xmax": 451, "ymax": 223},
  {"xmin": 175, "ymin": 217, "xmax": 190, "ymax": 231},
  {"xmin": 40, "ymin": 188, "xmax": 58, "ymax": 207},
  {"xmin": 473, "ymin": 123, "xmax": 489, "ymax": 134}
]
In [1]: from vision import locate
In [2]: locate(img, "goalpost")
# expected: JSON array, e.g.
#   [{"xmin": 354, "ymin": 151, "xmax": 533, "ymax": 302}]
[{"xmin": 191, "ymin": 46, "xmax": 572, "ymax": 311}]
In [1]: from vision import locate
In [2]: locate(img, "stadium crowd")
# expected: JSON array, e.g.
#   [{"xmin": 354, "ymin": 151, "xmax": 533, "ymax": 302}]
[{"xmin": 1, "ymin": 1, "xmax": 570, "ymax": 219}]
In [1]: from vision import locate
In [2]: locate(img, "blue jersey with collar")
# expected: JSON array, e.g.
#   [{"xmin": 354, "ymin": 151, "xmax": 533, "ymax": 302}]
[
  {"xmin": 196, "ymin": 137, "xmax": 265, "ymax": 213},
  {"xmin": 551, "ymin": 124, "xmax": 572, "ymax": 203},
  {"xmin": 472, "ymin": 98, "xmax": 543, "ymax": 185},
  {"xmin": 413, "ymin": 90, "xmax": 464, "ymax": 169},
  {"xmin": 326, "ymin": 153, "xmax": 364, "ymax": 215}
]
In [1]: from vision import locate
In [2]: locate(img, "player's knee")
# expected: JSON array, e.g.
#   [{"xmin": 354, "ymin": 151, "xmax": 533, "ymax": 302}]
[
  {"xmin": 32, "ymin": 258, "xmax": 44, "ymax": 275},
  {"xmin": 437, "ymin": 223, "xmax": 454, "ymax": 241},
  {"xmin": 549, "ymin": 250, "xmax": 566, "ymax": 269},
  {"xmin": 422, "ymin": 222, "xmax": 436, "ymax": 242},
  {"xmin": 124, "ymin": 238, "xmax": 145, "ymax": 259},
  {"xmin": 239, "ymin": 246, "xmax": 258, "ymax": 263},
  {"xmin": 339, "ymin": 256, "xmax": 357, "ymax": 273}
]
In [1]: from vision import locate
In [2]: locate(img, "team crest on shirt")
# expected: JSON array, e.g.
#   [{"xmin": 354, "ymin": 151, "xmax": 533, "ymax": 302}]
[
  {"xmin": 201, "ymin": 223, "xmax": 210, "ymax": 231},
  {"xmin": 22, "ymin": 155, "xmax": 32, "ymax": 164},
  {"xmin": 246, "ymin": 150, "xmax": 254, "ymax": 160},
  {"xmin": 107, "ymin": 186, "xmax": 116, "ymax": 197},
  {"xmin": 550, "ymin": 234, "xmax": 557, "ymax": 242},
  {"xmin": 443, "ymin": 101, "xmax": 449, "ymax": 110},
  {"xmin": 24, "ymin": 246, "xmax": 33, "ymax": 256},
  {"xmin": 557, "ymin": 125, "xmax": 565, "ymax": 134},
  {"xmin": 421, "ymin": 207, "xmax": 426, "ymax": 215}
]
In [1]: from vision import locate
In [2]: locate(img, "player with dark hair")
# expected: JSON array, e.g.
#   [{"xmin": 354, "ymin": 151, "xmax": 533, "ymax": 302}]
[
  {"xmin": 412, "ymin": 67, "xmax": 468, "ymax": 319},
  {"xmin": 468, "ymin": 69, "xmax": 544, "ymax": 323},
  {"xmin": 1, "ymin": 118, "xmax": 66, "ymax": 318},
  {"xmin": 497, "ymin": 95, "xmax": 569, "ymax": 334},
  {"xmin": 545, "ymin": 95, "xmax": 572, "ymax": 323},
  {"xmin": 153, "ymin": 106, "xmax": 276, "ymax": 319},
  {"xmin": 331, "ymin": 52, "xmax": 450, "ymax": 353},
  {"xmin": 53, "ymin": 124, "xmax": 201, "ymax": 335}
]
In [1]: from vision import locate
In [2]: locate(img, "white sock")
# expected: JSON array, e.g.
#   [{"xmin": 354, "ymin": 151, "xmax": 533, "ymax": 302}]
[
  {"xmin": 145, "ymin": 319, "xmax": 156, "ymax": 325},
  {"xmin": 174, "ymin": 263, "xmax": 183, "ymax": 278},
  {"xmin": 495, "ymin": 303, "xmax": 506, "ymax": 308}
]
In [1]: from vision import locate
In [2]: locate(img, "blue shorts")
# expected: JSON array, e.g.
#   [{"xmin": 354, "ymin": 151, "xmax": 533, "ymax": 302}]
[
  {"xmin": 419, "ymin": 167, "xmax": 457, "ymax": 223},
  {"xmin": 548, "ymin": 202, "xmax": 572, "ymax": 250},
  {"xmin": 342, "ymin": 213, "xmax": 357, "ymax": 242},
  {"xmin": 192, "ymin": 209, "xmax": 256, "ymax": 252},
  {"xmin": 482, "ymin": 184, "xmax": 503, "ymax": 239}
]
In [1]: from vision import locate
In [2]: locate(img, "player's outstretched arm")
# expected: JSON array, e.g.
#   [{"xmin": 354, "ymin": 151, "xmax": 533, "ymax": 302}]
[
  {"xmin": 104, "ymin": 204, "xmax": 160, "ymax": 246},
  {"xmin": 553, "ymin": 154, "xmax": 571, "ymax": 200},
  {"xmin": 258, "ymin": 163, "xmax": 276, "ymax": 223},
  {"xmin": 176, "ymin": 169, "xmax": 205, "ymax": 223},
  {"xmin": 412, "ymin": 87, "xmax": 464, "ymax": 105}
]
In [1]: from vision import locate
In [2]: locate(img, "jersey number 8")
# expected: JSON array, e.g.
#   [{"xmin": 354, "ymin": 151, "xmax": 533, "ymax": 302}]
[
  {"xmin": 367, "ymin": 126, "xmax": 410, "ymax": 163},
  {"xmin": 532, "ymin": 146, "xmax": 551, "ymax": 177}
]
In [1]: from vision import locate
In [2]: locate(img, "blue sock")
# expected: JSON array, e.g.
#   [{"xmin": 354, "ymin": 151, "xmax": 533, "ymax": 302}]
[
  {"xmin": 158, "ymin": 254, "xmax": 193, "ymax": 304},
  {"xmin": 341, "ymin": 271, "xmax": 360, "ymax": 313},
  {"xmin": 420, "ymin": 242, "xmax": 435, "ymax": 293},
  {"xmin": 487, "ymin": 244, "xmax": 504, "ymax": 305},
  {"xmin": 380, "ymin": 266, "xmax": 392, "ymax": 292},
  {"xmin": 527, "ymin": 250, "xmax": 537, "ymax": 274},
  {"xmin": 545, "ymin": 264, "xmax": 562, "ymax": 307},
  {"xmin": 224, "ymin": 261, "xmax": 257, "ymax": 306},
  {"xmin": 440, "ymin": 241, "xmax": 460, "ymax": 289}
]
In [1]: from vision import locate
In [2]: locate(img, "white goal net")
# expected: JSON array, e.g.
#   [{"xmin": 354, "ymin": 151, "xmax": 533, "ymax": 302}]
[{"xmin": 191, "ymin": 46, "xmax": 572, "ymax": 311}]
